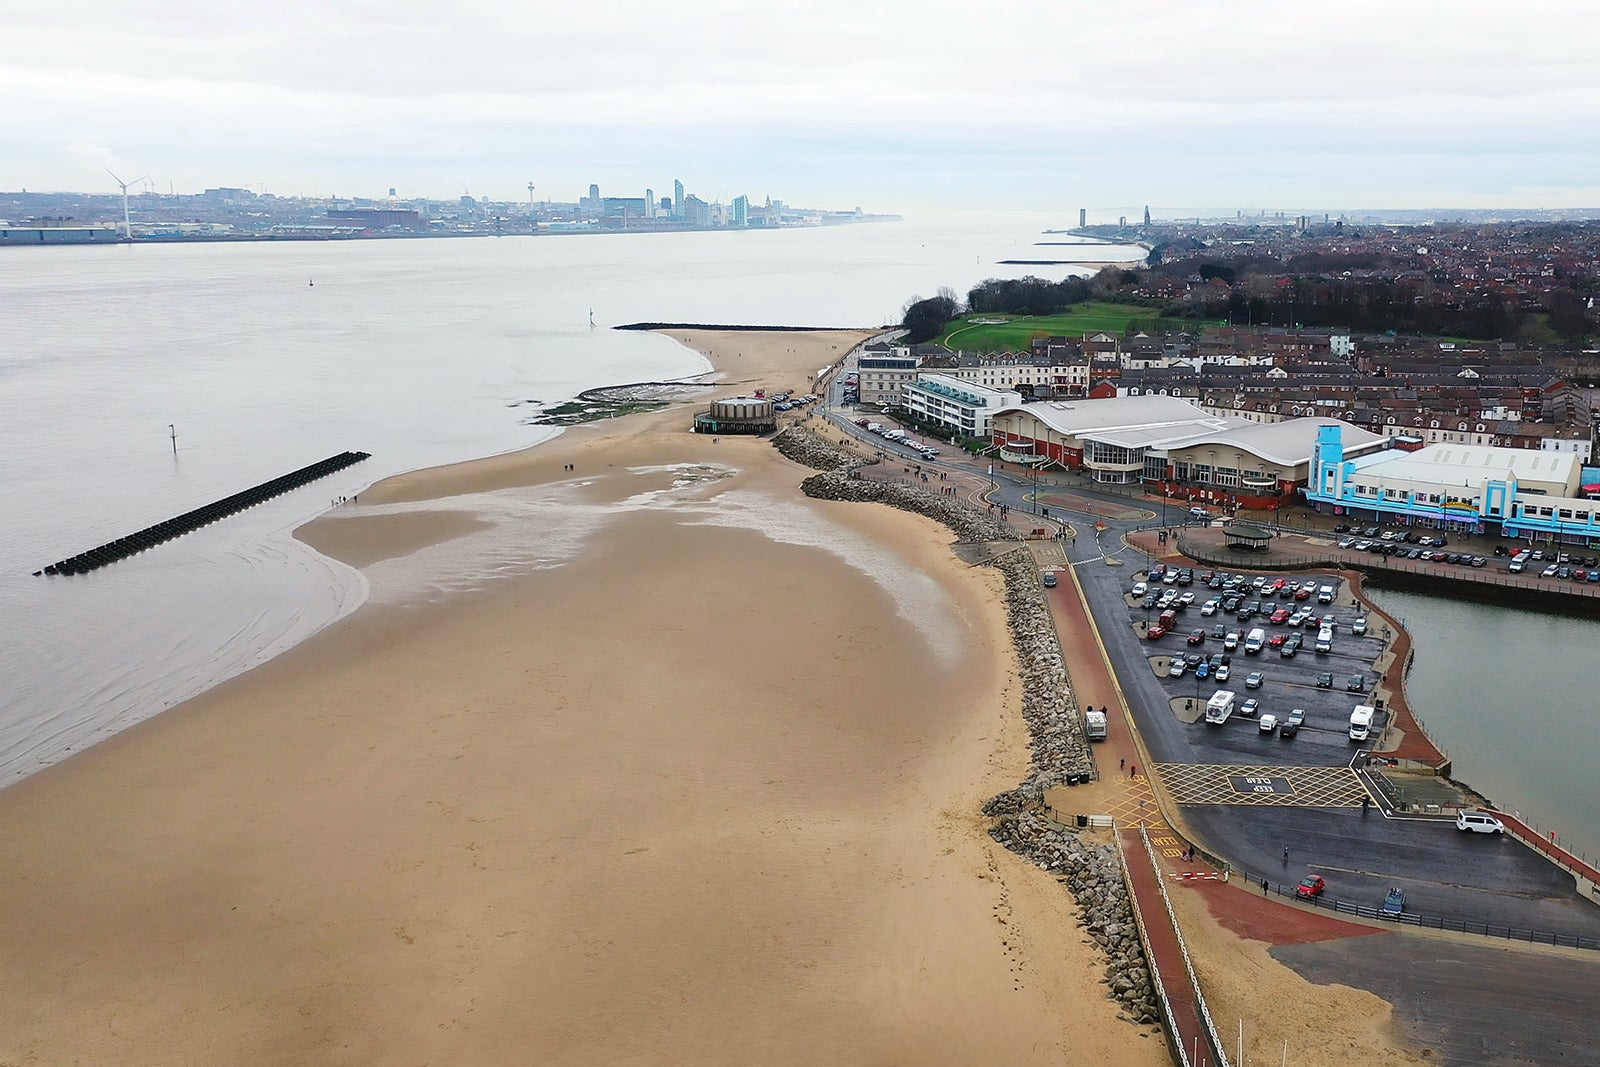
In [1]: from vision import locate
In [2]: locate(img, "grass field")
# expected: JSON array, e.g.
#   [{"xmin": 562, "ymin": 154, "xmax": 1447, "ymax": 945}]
[{"xmin": 936, "ymin": 303, "xmax": 1182, "ymax": 353}]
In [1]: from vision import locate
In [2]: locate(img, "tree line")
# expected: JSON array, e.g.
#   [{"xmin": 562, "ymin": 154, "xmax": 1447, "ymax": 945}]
[{"xmin": 899, "ymin": 276, "xmax": 1102, "ymax": 343}]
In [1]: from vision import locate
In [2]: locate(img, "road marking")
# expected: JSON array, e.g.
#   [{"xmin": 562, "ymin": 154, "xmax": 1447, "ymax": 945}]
[{"xmin": 1159, "ymin": 764, "xmax": 1366, "ymax": 808}]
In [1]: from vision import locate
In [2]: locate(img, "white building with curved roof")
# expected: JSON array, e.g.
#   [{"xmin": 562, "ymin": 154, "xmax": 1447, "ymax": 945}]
[{"xmin": 989, "ymin": 396, "xmax": 1387, "ymax": 506}]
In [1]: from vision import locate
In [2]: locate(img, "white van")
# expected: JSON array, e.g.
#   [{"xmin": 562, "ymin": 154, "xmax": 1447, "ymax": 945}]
[
  {"xmin": 1455, "ymin": 810, "xmax": 1506, "ymax": 834},
  {"xmin": 1315, "ymin": 626, "xmax": 1334, "ymax": 653},
  {"xmin": 1317, "ymin": 584, "xmax": 1336, "ymax": 604},
  {"xmin": 1243, "ymin": 628, "xmax": 1267, "ymax": 654},
  {"xmin": 1084, "ymin": 708, "xmax": 1108, "ymax": 740},
  {"xmin": 1205, "ymin": 690, "xmax": 1237, "ymax": 725},
  {"xmin": 1348, "ymin": 704, "xmax": 1376, "ymax": 742}
]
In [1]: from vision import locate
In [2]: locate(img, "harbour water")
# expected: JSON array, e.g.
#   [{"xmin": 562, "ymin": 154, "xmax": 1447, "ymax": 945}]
[
  {"xmin": 0, "ymin": 214, "xmax": 1141, "ymax": 781},
  {"xmin": 1366, "ymin": 584, "xmax": 1600, "ymax": 863}
]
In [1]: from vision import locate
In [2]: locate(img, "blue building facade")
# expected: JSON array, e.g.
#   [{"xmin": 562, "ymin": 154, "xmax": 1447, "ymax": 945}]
[{"xmin": 1304, "ymin": 425, "xmax": 1600, "ymax": 545}]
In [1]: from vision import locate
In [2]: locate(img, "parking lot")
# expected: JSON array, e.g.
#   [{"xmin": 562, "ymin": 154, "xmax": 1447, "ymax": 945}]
[{"xmin": 1125, "ymin": 565, "xmax": 1391, "ymax": 772}]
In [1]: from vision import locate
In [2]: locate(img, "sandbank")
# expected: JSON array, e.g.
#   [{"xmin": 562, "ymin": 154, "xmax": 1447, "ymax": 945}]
[{"xmin": 0, "ymin": 329, "xmax": 1166, "ymax": 1065}]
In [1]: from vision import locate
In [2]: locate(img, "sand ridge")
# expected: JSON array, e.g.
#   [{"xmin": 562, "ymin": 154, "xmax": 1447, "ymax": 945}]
[{"xmin": 0, "ymin": 329, "xmax": 1167, "ymax": 1066}]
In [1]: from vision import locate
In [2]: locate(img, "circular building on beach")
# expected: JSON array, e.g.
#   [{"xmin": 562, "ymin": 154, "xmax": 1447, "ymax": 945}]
[{"xmin": 693, "ymin": 396, "xmax": 776, "ymax": 435}]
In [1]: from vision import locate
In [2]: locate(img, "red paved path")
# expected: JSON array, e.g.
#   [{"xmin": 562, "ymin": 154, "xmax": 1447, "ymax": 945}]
[{"xmin": 1120, "ymin": 828, "xmax": 1214, "ymax": 1067}]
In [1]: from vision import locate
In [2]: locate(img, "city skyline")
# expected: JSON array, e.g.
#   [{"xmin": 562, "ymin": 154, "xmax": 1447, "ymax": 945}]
[{"xmin": 4, "ymin": 1, "xmax": 1598, "ymax": 211}]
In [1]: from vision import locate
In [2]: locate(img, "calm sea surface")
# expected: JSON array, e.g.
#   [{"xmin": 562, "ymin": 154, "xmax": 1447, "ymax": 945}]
[
  {"xmin": 0, "ymin": 215, "xmax": 1141, "ymax": 782},
  {"xmin": 1366, "ymin": 585, "xmax": 1600, "ymax": 863}
]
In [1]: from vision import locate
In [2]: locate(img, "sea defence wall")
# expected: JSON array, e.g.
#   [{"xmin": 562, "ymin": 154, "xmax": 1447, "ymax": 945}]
[{"xmin": 36, "ymin": 451, "xmax": 371, "ymax": 576}]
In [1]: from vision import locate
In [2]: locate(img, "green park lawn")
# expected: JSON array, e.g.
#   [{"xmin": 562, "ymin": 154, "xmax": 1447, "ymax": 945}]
[{"xmin": 936, "ymin": 303, "xmax": 1179, "ymax": 353}]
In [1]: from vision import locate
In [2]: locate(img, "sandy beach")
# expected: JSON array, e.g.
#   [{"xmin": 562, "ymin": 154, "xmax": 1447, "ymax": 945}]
[{"xmin": 0, "ymin": 330, "xmax": 1167, "ymax": 1065}]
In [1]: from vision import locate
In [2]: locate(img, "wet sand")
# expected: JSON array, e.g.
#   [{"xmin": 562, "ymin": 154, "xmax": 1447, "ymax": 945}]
[{"xmin": 0, "ymin": 330, "xmax": 1166, "ymax": 1065}]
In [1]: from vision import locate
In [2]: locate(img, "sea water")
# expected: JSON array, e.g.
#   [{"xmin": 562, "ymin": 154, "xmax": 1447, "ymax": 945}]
[{"xmin": 0, "ymin": 214, "xmax": 1137, "ymax": 780}]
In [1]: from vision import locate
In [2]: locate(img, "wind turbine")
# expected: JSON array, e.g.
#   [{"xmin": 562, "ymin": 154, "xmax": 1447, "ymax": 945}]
[{"xmin": 107, "ymin": 169, "xmax": 146, "ymax": 240}]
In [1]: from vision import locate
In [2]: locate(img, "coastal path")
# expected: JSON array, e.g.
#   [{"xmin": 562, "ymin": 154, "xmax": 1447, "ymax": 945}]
[{"xmin": 1119, "ymin": 827, "xmax": 1222, "ymax": 1067}]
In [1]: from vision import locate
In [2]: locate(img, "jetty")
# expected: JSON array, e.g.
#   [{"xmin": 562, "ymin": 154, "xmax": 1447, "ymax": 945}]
[{"xmin": 36, "ymin": 451, "xmax": 371, "ymax": 576}]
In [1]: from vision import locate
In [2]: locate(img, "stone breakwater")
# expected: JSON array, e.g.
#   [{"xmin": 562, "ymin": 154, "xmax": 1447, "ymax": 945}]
[{"xmin": 989, "ymin": 810, "xmax": 1159, "ymax": 1024}]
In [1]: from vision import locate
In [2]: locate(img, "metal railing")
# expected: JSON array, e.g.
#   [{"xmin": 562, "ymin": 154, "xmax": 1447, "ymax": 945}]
[
  {"xmin": 1139, "ymin": 826, "xmax": 1232, "ymax": 1067},
  {"xmin": 1113, "ymin": 830, "xmax": 1197, "ymax": 1067},
  {"xmin": 1242, "ymin": 873, "xmax": 1600, "ymax": 950}
]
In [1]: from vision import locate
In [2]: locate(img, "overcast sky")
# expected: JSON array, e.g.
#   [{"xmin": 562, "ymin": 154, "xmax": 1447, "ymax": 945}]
[{"xmin": 4, "ymin": 0, "xmax": 1598, "ymax": 213}]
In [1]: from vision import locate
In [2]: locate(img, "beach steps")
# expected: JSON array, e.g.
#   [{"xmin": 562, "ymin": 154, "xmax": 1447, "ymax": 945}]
[{"xmin": 36, "ymin": 451, "xmax": 371, "ymax": 576}]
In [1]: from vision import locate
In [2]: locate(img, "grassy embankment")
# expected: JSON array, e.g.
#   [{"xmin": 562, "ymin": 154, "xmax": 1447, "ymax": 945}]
[{"xmin": 936, "ymin": 303, "xmax": 1183, "ymax": 353}]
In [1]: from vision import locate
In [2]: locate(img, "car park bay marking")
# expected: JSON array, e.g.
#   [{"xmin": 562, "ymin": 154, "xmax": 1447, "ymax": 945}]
[{"xmin": 1158, "ymin": 764, "xmax": 1367, "ymax": 808}]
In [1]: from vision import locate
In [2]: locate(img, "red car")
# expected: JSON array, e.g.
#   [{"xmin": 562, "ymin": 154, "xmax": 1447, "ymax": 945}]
[
  {"xmin": 1269, "ymin": 608, "xmax": 1291, "ymax": 624},
  {"xmin": 1294, "ymin": 586, "xmax": 1314, "ymax": 600},
  {"xmin": 1271, "ymin": 578, "xmax": 1287, "ymax": 592},
  {"xmin": 1147, "ymin": 624, "xmax": 1168, "ymax": 639},
  {"xmin": 1296, "ymin": 875, "xmax": 1326, "ymax": 899},
  {"xmin": 1268, "ymin": 632, "xmax": 1288, "ymax": 648},
  {"xmin": 1187, "ymin": 629, "xmax": 1206, "ymax": 645}
]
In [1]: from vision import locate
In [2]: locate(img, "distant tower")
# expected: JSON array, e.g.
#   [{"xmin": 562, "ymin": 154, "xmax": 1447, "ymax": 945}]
[
  {"xmin": 1143, "ymin": 205, "xmax": 1151, "ymax": 226},
  {"xmin": 388, "ymin": 187, "xmax": 397, "ymax": 198},
  {"xmin": 644, "ymin": 188, "xmax": 655, "ymax": 218},
  {"xmin": 589, "ymin": 183, "xmax": 600, "ymax": 202},
  {"xmin": 1079, "ymin": 207, "xmax": 1086, "ymax": 228},
  {"xmin": 1119, "ymin": 215, "xmax": 1127, "ymax": 228},
  {"xmin": 673, "ymin": 179, "xmax": 685, "ymax": 218},
  {"xmin": 527, "ymin": 181, "xmax": 536, "ymax": 207}
]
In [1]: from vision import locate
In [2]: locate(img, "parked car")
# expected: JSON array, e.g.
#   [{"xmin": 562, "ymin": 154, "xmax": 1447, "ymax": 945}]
[
  {"xmin": 1382, "ymin": 887, "xmax": 1406, "ymax": 918},
  {"xmin": 1280, "ymin": 708, "xmax": 1306, "ymax": 737},
  {"xmin": 1456, "ymin": 810, "xmax": 1506, "ymax": 834},
  {"xmin": 1245, "ymin": 671, "xmax": 1264, "ymax": 689},
  {"xmin": 1196, "ymin": 660, "xmax": 1211, "ymax": 679},
  {"xmin": 1281, "ymin": 634, "xmax": 1303, "ymax": 657},
  {"xmin": 1188, "ymin": 629, "xmax": 1206, "ymax": 645},
  {"xmin": 1200, "ymin": 597, "xmax": 1220, "ymax": 616},
  {"xmin": 1258, "ymin": 713, "xmax": 1278, "ymax": 733},
  {"xmin": 1214, "ymin": 664, "xmax": 1231, "ymax": 682},
  {"xmin": 1223, "ymin": 631, "xmax": 1241, "ymax": 650},
  {"xmin": 1042, "ymin": 572, "xmax": 1057, "ymax": 587},
  {"xmin": 1316, "ymin": 672, "xmax": 1334, "ymax": 689},
  {"xmin": 1268, "ymin": 632, "xmax": 1288, "ymax": 648},
  {"xmin": 1347, "ymin": 675, "xmax": 1366, "ymax": 692},
  {"xmin": 1131, "ymin": 581, "xmax": 1148, "ymax": 596},
  {"xmin": 1142, "ymin": 593, "xmax": 1159, "ymax": 609},
  {"xmin": 1352, "ymin": 616, "xmax": 1368, "ymax": 635},
  {"xmin": 1296, "ymin": 874, "xmax": 1326, "ymax": 898},
  {"xmin": 1169, "ymin": 658, "xmax": 1187, "ymax": 677},
  {"xmin": 1269, "ymin": 607, "xmax": 1290, "ymax": 624},
  {"xmin": 1147, "ymin": 624, "xmax": 1167, "ymax": 639},
  {"xmin": 1238, "ymin": 697, "xmax": 1260, "ymax": 717}
]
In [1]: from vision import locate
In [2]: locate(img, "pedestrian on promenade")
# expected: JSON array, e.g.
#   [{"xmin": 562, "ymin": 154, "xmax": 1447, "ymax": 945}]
[
  {"xmin": 1129, "ymin": 763, "xmax": 1137, "ymax": 778},
  {"xmin": 1119, "ymin": 756, "xmax": 1125, "ymax": 771},
  {"xmin": 1283, "ymin": 846, "xmax": 1290, "ymax": 862},
  {"xmin": 1262, "ymin": 878, "xmax": 1269, "ymax": 895}
]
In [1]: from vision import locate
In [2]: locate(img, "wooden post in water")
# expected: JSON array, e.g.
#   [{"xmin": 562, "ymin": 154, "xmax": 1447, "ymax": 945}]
[{"xmin": 169, "ymin": 423, "xmax": 177, "ymax": 455}]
